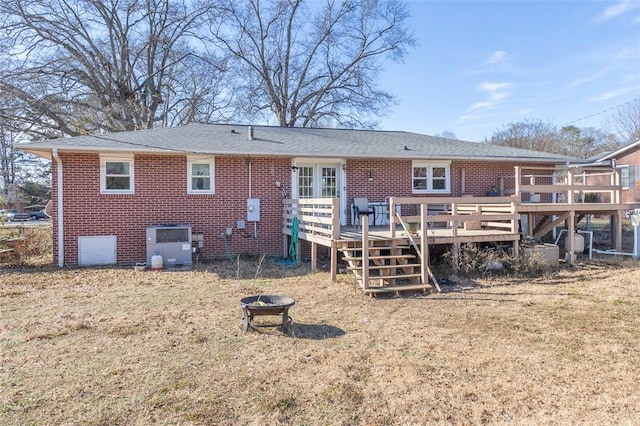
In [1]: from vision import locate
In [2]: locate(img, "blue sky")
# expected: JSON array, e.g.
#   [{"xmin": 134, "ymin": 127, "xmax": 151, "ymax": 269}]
[{"xmin": 378, "ymin": 0, "xmax": 640, "ymax": 142}]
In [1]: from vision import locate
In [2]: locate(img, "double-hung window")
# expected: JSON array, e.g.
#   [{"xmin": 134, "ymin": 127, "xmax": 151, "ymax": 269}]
[
  {"xmin": 621, "ymin": 165, "xmax": 634, "ymax": 189},
  {"xmin": 412, "ymin": 161, "xmax": 451, "ymax": 194},
  {"xmin": 100, "ymin": 155, "xmax": 134, "ymax": 194},
  {"xmin": 187, "ymin": 156, "xmax": 215, "ymax": 194}
]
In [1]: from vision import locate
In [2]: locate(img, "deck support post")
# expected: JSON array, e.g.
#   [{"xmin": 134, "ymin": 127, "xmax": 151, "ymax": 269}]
[
  {"xmin": 420, "ymin": 204, "xmax": 428, "ymax": 287},
  {"xmin": 311, "ymin": 241, "xmax": 317, "ymax": 271},
  {"xmin": 420, "ymin": 205, "xmax": 441, "ymax": 292},
  {"xmin": 361, "ymin": 215, "xmax": 369, "ymax": 289},
  {"xmin": 453, "ymin": 242, "xmax": 461, "ymax": 265},
  {"xmin": 612, "ymin": 212, "xmax": 623, "ymax": 253},
  {"xmin": 283, "ymin": 234, "xmax": 288, "ymax": 258},
  {"xmin": 567, "ymin": 212, "xmax": 575, "ymax": 265},
  {"xmin": 330, "ymin": 241, "xmax": 338, "ymax": 282}
]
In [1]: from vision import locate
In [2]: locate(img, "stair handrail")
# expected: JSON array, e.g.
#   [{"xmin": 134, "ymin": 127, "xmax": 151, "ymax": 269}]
[{"xmin": 393, "ymin": 211, "xmax": 422, "ymax": 262}]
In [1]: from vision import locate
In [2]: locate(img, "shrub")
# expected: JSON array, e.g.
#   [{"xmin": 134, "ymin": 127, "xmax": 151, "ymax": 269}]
[
  {"xmin": 1, "ymin": 225, "xmax": 53, "ymax": 266},
  {"xmin": 503, "ymin": 249, "xmax": 552, "ymax": 277},
  {"xmin": 20, "ymin": 226, "xmax": 53, "ymax": 257},
  {"xmin": 442, "ymin": 243, "xmax": 551, "ymax": 278}
]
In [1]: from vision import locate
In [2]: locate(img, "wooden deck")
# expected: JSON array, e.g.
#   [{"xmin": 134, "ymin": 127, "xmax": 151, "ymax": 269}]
[{"xmin": 282, "ymin": 164, "xmax": 639, "ymax": 295}]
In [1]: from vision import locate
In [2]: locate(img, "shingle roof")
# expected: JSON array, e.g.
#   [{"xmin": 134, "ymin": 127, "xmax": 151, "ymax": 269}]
[{"xmin": 19, "ymin": 123, "xmax": 573, "ymax": 163}]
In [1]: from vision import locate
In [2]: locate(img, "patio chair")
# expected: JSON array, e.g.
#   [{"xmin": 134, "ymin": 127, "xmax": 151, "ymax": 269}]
[{"xmin": 352, "ymin": 197, "xmax": 376, "ymax": 227}]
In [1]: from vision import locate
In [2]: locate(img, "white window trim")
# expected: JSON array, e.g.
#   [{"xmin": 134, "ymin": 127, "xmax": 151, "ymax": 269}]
[
  {"xmin": 621, "ymin": 165, "xmax": 630, "ymax": 189},
  {"xmin": 411, "ymin": 160, "xmax": 451, "ymax": 194},
  {"xmin": 187, "ymin": 155, "xmax": 215, "ymax": 194},
  {"xmin": 100, "ymin": 154, "xmax": 134, "ymax": 194}
]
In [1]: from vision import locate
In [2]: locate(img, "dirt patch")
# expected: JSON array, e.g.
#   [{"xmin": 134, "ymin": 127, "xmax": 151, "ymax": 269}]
[{"xmin": 1, "ymin": 259, "xmax": 640, "ymax": 425}]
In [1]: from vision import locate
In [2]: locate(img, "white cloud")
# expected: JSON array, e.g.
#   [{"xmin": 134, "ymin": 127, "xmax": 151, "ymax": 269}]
[
  {"xmin": 599, "ymin": 0, "xmax": 640, "ymax": 21},
  {"xmin": 566, "ymin": 68, "xmax": 610, "ymax": 90},
  {"xmin": 588, "ymin": 84, "xmax": 640, "ymax": 102},
  {"xmin": 466, "ymin": 101, "xmax": 495, "ymax": 113},
  {"xmin": 480, "ymin": 82, "xmax": 512, "ymax": 100},
  {"xmin": 483, "ymin": 50, "xmax": 507, "ymax": 65},
  {"xmin": 463, "ymin": 82, "xmax": 512, "ymax": 113},
  {"xmin": 590, "ymin": 91, "xmax": 621, "ymax": 102}
]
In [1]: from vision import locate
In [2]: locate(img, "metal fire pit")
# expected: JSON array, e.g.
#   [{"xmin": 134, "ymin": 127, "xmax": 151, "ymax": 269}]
[{"xmin": 240, "ymin": 295, "xmax": 295, "ymax": 333}]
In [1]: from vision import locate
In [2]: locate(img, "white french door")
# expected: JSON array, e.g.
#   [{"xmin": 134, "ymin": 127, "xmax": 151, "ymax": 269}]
[
  {"xmin": 292, "ymin": 159, "xmax": 346, "ymax": 225},
  {"xmin": 296, "ymin": 163, "xmax": 339, "ymax": 198}
]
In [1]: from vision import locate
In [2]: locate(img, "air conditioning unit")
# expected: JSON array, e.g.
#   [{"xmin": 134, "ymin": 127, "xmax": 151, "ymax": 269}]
[{"xmin": 146, "ymin": 225, "xmax": 192, "ymax": 267}]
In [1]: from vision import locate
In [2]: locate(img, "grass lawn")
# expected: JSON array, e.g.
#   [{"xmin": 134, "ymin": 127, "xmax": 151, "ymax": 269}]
[{"xmin": 2, "ymin": 258, "xmax": 640, "ymax": 425}]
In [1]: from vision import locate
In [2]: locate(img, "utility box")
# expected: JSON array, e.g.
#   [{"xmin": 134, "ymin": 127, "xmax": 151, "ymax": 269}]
[
  {"xmin": 631, "ymin": 213, "xmax": 640, "ymax": 259},
  {"xmin": 146, "ymin": 225, "xmax": 192, "ymax": 267},
  {"xmin": 247, "ymin": 198, "xmax": 260, "ymax": 222}
]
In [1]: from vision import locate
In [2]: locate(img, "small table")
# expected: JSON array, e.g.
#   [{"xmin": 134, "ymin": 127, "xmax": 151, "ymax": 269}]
[
  {"xmin": 240, "ymin": 295, "xmax": 295, "ymax": 332},
  {"xmin": 369, "ymin": 202, "xmax": 391, "ymax": 226}
]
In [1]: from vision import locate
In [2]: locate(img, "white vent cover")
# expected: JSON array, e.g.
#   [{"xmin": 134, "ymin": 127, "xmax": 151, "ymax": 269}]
[{"xmin": 78, "ymin": 236, "xmax": 116, "ymax": 266}]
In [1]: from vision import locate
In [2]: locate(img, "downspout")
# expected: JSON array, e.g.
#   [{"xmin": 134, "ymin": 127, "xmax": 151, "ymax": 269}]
[{"xmin": 52, "ymin": 148, "xmax": 64, "ymax": 267}]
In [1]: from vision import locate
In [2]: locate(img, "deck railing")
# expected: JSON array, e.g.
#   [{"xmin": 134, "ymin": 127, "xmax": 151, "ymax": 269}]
[
  {"xmin": 387, "ymin": 196, "xmax": 520, "ymax": 239},
  {"xmin": 499, "ymin": 166, "xmax": 622, "ymax": 204},
  {"xmin": 282, "ymin": 197, "xmax": 340, "ymax": 244},
  {"xmin": 281, "ymin": 166, "xmax": 624, "ymax": 247}
]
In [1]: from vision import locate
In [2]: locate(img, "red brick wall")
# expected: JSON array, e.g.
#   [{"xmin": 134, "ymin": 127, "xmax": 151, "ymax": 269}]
[
  {"xmin": 344, "ymin": 159, "xmax": 548, "ymax": 222},
  {"xmin": 346, "ymin": 159, "xmax": 531, "ymax": 200},
  {"xmin": 584, "ymin": 148, "xmax": 640, "ymax": 204},
  {"xmin": 51, "ymin": 152, "xmax": 558, "ymax": 266},
  {"xmin": 52, "ymin": 153, "xmax": 291, "ymax": 266}
]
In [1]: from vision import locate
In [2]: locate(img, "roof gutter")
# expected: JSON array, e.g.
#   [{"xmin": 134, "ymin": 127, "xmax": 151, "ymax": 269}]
[{"xmin": 52, "ymin": 148, "xmax": 64, "ymax": 267}]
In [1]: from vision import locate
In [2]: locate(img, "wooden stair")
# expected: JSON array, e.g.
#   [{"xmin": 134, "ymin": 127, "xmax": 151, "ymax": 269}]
[{"xmin": 339, "ymin": 240, "xmax": 434, "ymax": 295}]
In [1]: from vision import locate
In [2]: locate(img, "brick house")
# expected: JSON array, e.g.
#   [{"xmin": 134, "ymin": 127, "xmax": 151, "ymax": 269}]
[
  {"xmin": 20, "ymin": 123, "xmax": 571, "ymax": 267},
  {"xmin": 582, "ymin": 140, "xmax": 640, "ymax": 204}
]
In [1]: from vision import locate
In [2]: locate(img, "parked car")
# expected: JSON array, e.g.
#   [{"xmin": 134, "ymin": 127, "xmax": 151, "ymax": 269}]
[
  {"xmin": 30, "ymin": 210, "xmax": 49, "ymax": 220},
  {"xmin": 1, "ymin": 209, "xmax": 30, "ymax": 222}
]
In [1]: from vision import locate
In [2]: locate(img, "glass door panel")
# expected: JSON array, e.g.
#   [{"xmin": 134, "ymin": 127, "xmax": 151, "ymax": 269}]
[
  {"xmin": 320, "ymin": 166, "xmax": 338, "ymax": 198},
  {"xmin": 298, "ymin": 166, "xmax": 314, "ymax": 198}
]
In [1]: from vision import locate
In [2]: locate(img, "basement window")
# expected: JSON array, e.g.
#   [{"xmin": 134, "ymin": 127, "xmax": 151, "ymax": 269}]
[
  {"xmin": 187, "ymin": 156, "xmax": 215, "ymax": 194},
  {"xmin": 412, "ymin": 161, "xmax": 451, "ymax": 194},
  {"xmin": 100, "ymin": 155, "xmax": 134, "ymax": 194}
]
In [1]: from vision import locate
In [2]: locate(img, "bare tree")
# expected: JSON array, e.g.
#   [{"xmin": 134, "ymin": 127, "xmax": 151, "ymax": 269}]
[
  {"xmin": 435, "ymin": 130, "xmax": 456, "ymax": 139},
  {"xmin": 0, "ymin": 114, "xmax": 49, "ymax": 207},
  {"xmin": 207, "ymin": 0, "xmax": 415, "ymax": 128},
  {"xmin": 611, "ymin": 98, "xmax": 640, "ymax": 144},
  {"xmin": 0, "ymin": 119, "xmax": 18, "ymax": 197},
  {"xmin": 559, "ymin": 125, "xmax": 621, "ymax": 159},
  {"xmin": 487, "ymin": 119, "xmax": 621, "ymax": 159},
  {"xmin": 488, "ymin": 119, "xmax": 561, "ymax": 153},
  {"xmin": 0, "ymin": 0, "xmax": 230, "ymax": 137}
]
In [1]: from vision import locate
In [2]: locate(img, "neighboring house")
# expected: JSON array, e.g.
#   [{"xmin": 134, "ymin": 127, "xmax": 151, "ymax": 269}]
[
  {"xmin": 583, "ymin": 140, "xmax": 640, "ymax": 204},
  {"xmin": 19, "ymin": 124, "xmax": 573, "ymax": 267}
]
